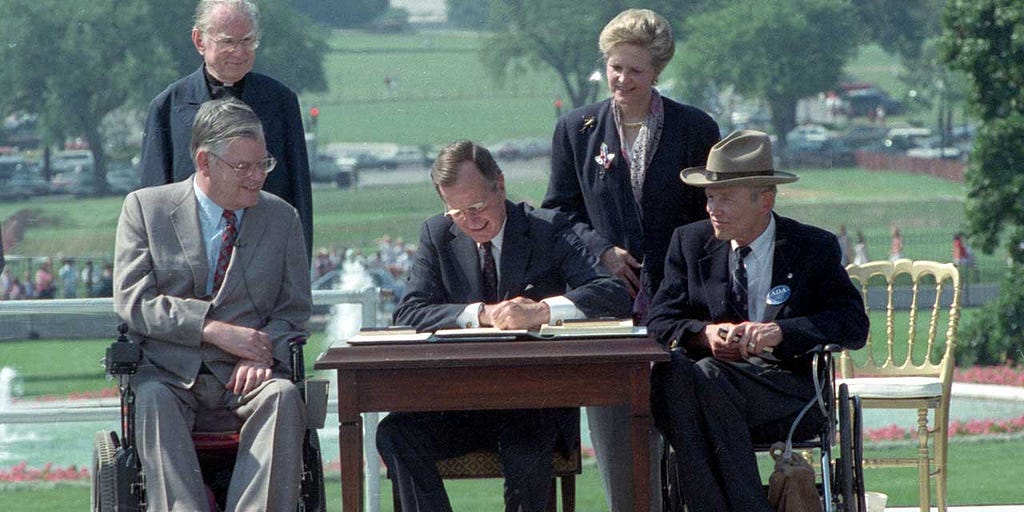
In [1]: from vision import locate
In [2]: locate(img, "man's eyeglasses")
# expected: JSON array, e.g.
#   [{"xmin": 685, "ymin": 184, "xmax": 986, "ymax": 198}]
[
  {"xmin": 209, "ymin": 33, "xmax": 260, "ymax": 52},
  {"xmin": 444, "ymin": 200, "xmax": 488, "ymax": 220},
  {"xmin": 210, "ymin": 153, "xmax": 277, "ymax": 178}
]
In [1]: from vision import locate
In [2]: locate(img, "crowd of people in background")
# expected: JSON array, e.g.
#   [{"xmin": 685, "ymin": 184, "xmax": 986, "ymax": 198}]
[
  {"xmin": 310, "ymin": 235, "xmax": 417, "ymax": 287},
  {"xmin": 0, "ymin": 256, "xmax": 113, "ymax": 300}
]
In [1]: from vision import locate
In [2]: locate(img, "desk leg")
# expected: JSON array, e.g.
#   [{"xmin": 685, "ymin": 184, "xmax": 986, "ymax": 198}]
[
  {"xmin": 338, "ymin": 371, "xmax": 364, "ymax": 512},
  {"xmin": 629, "ymin": 365, "xmax": 653, "ymax": 512},
  {"xmin": 340, "ymin": 419, "xmax": 364, "ymax": 512}
]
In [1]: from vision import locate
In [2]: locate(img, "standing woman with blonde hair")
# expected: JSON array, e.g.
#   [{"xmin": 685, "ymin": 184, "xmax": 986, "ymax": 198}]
[{"xmin": 542, "ymin": 8, "xmax": 720, "ymax": 511}]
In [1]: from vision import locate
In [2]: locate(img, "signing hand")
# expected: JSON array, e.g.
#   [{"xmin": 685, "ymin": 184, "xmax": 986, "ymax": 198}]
[
  {"xmin": 201, "ymin": 320, "xmax": 274, "ymax": 366},
  {"xmin": 226, "ymin": 359, "xmax": 273, "ymax": 395},
  {"xmin": 600, "ymin": 246, "xmax": 642, "ymax": 297},
  {"xmin": 481, "ymin": 297, "xmax": 551, "ymax": 330}
]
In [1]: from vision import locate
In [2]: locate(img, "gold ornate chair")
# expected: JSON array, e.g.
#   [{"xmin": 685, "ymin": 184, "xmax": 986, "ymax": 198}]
[
  {"xmin": 389, "ymin": 447, "xmax": 581, "ymax": 512},
  {"xmin": 841, "ymin": 259, "xmax": 961, "ymax": 512}
]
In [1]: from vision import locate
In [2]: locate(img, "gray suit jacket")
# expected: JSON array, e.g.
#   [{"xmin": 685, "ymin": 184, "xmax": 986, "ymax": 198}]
[{"xmin": 113, "ymin": 177, "xmax": 311, "ymax": 388}]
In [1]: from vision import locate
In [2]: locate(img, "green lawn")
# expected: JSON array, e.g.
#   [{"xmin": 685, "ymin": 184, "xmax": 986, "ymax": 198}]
[{"xmin": 2, "ymin": 438, "xmax": 1023, "ymax": 510}]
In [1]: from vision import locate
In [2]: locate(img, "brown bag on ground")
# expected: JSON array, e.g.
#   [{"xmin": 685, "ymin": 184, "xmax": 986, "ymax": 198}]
[{"xmin": 767, "ymin": 441, "xmax": 821, "ymax": 512}]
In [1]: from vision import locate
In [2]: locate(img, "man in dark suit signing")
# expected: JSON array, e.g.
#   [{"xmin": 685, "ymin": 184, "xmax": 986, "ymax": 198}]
[
  {"xmin": 114, "ymin": 98, "xmax": 310, "ymax": 511},
  {"xmin": 377, "ymin": 140, "xmax": 631, "ymax": 512},
  {"xmin": 140, "ymin": 0, "xmax": 313, "ymax": 258},
  {"xmin": 647, "ymin": 130, "xmax": 869, "ymax": 511}
]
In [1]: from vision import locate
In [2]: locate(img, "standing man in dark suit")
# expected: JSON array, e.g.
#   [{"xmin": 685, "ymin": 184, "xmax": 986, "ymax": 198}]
[
  {"xmin": 377, "ymin": 140, "xmax": 631, "ymax": 512},
  {"xmin": 115, "ymin": 98, "xmax": 311, "ymax": 511},
  {"xmin": 647, "ymin": 130, "xmax": 869, "ymax": 511},
  {"xmin": 140, "ymin": 0, "xmax": 313, "ymax": 259}
]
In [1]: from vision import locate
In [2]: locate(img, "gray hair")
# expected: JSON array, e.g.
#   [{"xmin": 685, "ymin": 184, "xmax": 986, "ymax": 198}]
[
  {"xmin": 598, "ymin": 9, "xmax": 675, "ymax": 75},
  {"xmin": 190, "ymin": 97, "xmax": 265, "ymax": 163},
  {"xmin": 430, "ymin": 140, "xmax": 503, "ymax": 193},
  {"xmin": 194, "ymin": 0, "xmax": 260, "ymax": 38}
]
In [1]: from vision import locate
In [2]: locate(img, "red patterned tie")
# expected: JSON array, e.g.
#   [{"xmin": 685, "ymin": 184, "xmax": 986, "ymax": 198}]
[
  {"xmin": 481, "ymin": 241, "xmax": 498, "ymax": 304},
  {"xmin": 212, "ymin": 210, "xmax": 237, "ymax": 295}
]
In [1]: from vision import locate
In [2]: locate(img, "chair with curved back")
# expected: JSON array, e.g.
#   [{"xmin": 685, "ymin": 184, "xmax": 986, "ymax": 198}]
[
  {"xmin": 841, "ymin": 259, "xmax": 961, "ymax": 512},
  {"xmin": 388, "ymin": 444, "xmax": 582, "ymax": 512}
]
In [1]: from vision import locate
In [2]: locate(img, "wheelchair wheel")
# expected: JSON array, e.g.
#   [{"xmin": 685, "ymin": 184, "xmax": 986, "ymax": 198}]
[
  {"xmin": 91, "ymin": 431, "xmax": 120, "ymax": 512},
  {"xmin": 852, "ymin": 394, "xmax": 866, "ymax": 512},
  {"xmin": 300, "ymin": 429, "xmax": 327, "ymax": 512},
  {"xmin": 661, "ymin": 443, "xmax": 685, "ymax": 512},
  {"xmin": 836, "ymin": 384, "xmax": 859, "ymax": 512}
]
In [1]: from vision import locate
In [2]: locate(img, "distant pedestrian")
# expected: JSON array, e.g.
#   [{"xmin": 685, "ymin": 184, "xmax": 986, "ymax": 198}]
[
  {"xmin": 35, "ymin": 260, "xmax": 55, "ymax": 298},
  {"xmin": 59, "ymin": 258, "xmax": 77, "ymax": 298},
  {"xmin": 836, "ymin": 224, "xmax": 853, "ymax": 265},
  {"xmin": 854, "ymin": 231, "xmax": 869, "ymax": 265},
  {"xmin": 80, "ymin": 260, "xmax": 96, "ymax": 296},
  {"xmin": 889, "ymin": 226, "xmax": 904, "ymax": 261}
]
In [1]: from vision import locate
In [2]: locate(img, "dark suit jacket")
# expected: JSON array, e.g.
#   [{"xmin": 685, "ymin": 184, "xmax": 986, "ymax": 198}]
[
  {"xmin": 543, "ymin": 97, "xmax": 720, "ymax": 295},
  {"xmin": 139, "ymin": 66, "xmax": 313, "ymax": 258},
  {"xmin": 394, "ymin": 200, "xmax": 632, "ymax": 332},
  {"xmin": 647, "ymin": 214, "xmax": 868, "ymax": 371},
  {"xmin": 393, "ymin": 200, "xmax": 631, "ymax": 453},
  {"xmin": 113, "ymin": 178, "xmax": 312, "ymax": 388}
]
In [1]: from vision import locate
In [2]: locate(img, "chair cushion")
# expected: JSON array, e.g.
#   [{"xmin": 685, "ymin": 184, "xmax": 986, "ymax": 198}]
[{"xmin": 838, "ymin": 376, "xmax": 942, "ymax": 399}]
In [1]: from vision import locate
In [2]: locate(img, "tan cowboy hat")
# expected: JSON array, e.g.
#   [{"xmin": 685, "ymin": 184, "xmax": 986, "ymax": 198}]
[{"xmin": 680, "ymin": 129, "xmax": 798, "ymax": 187}]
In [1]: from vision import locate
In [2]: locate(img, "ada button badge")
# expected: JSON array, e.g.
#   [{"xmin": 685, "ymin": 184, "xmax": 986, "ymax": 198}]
[{"xmin": 766, "ymin": 285, "xmax": 791, "ymax": 305}]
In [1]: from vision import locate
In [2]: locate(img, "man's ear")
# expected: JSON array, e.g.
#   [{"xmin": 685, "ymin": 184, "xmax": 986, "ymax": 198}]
[{"xmin": 192, "ymin": 28, "xmax": 206, "ymax": 55}]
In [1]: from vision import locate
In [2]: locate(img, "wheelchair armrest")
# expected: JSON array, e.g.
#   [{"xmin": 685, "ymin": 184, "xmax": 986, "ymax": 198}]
[
  {"xmin": 289, "ymin": 336, "xmax": 308, "ymax": 383},
  {"xmin": 304, "ymin": 378, "xmax": 329, "ymax": 429}
]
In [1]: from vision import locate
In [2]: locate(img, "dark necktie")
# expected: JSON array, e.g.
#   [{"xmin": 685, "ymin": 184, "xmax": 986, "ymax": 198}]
[
  {"xmin": 481, "ymin": 241, "xmax": 498, "ymax": 304},
  {"xmin": 212, "ymin": 210, "xmax": 237, "ymax": 295},
  {"xmin": 732, "ymin": 245, "xmax": 752, "ymax": 320}
]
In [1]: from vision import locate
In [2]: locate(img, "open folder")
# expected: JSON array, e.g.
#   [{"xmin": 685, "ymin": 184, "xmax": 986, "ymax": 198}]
[{"xmin": 345, "ymin": 319, "xmax": 646, "ymax": 345}]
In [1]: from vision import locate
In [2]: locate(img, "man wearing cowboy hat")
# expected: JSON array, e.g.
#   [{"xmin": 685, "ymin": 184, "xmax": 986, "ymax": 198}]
[{"xmin": 647, "ymin": 130, "xmax": 868, "ymax": 511}]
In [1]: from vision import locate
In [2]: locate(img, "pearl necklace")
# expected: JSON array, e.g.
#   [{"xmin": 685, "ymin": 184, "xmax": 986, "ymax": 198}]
[{"xmin": 622, "ymin": 119, "xmax": 646, "ymax": 128}]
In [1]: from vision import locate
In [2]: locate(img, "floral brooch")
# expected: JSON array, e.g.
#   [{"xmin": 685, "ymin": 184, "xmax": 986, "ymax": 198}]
[{"xmin": 594, "ymin": 142, "xmax": 615, "ymax": 178}]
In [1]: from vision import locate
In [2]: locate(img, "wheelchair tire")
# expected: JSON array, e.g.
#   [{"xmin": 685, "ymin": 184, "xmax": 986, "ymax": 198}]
[
  {"xmin": 91, "ymin": 431, "xmax": 120, "ymax": 512},
  {"xmin": 837, "ymin": 384, "xmax": 858, "ymax": 512},
  {"xmin": 661, "ymin": 444, "xmax": 685, "ymax": 512},
  {"xmin": 852, "ymin": 394, "xmax": 866, "ymax": 512},
  {"xmin": 300, "ymin": 429, "xmax": 327, "ymax": 512}
]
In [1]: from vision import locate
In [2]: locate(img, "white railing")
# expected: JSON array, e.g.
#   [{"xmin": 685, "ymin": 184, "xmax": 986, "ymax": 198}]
[{"xmin": 0, "ymin": 287, "xmax": 380, "ymax": 425}]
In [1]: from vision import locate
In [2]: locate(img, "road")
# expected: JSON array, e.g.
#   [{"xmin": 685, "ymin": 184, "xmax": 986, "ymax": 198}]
[{"xmin": 313, "ymin": 157, "xmax": 550, "ymax": 189}]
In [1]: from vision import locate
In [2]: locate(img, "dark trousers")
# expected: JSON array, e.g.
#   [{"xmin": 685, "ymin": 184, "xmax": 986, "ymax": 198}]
[
  {"xmin": 651, "ymin": 351, "xmax": 822, "ymax": 512},
  {"xmin": 377, "ymin": 409, "xmax": 563, "ymax": 512}
]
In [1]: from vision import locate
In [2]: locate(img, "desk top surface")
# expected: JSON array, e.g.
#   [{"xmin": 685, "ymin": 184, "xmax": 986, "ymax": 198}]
[{"xmin": 314, "ymin": 336, "xmax": 669, "ymax": 370}]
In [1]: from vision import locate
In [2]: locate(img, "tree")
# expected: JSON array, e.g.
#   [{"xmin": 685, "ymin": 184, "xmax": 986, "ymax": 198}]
[
  {"xmin": 674, "ymin": 0, "xmax": 859, "ymax": 147},
  {"xmin": 0, "ymin": 0, "xmax": 176, "ymax": 193},
  {"xmin": 941, "ymin": 0, "xmax": 1024, "ymax": 364},
  {"xmin": 851, "ymin": 0, "xmax": 945, "ymax": 62},
  {"xmin": 447, "ymin": 0, "xmax": 491, "ymax": 29},
  {"xmin": 480, "ymin": 0, "xmax": 715, "ymax": 109},
  {"xmin": 291, "ymin": 0, "xmax": 388, "ymax": 28}
]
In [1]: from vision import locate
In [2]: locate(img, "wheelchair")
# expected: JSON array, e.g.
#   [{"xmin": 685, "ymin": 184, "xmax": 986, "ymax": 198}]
[
  {"xmin": 661, "ymin": 345, "xmax": 866, "ymax": 512},
  {"xmin": 91, "ymin": 324, "xmax": 328, "ymax": 512}
]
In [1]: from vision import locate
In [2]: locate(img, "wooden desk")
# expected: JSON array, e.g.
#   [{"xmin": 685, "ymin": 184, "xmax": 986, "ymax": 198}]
[{"xmin": 314, "ymin": 336, "xmax": 669, "ymax": 512}]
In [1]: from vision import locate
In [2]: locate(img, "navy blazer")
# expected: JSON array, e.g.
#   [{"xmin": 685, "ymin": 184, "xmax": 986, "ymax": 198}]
[
  {"xmin": 393, "ymin": 201, "xmax": 631, "ymax": 333},
  {"xmin": 543, "ymin": 97, "xmax": 720, "ymax": 295},
  {"xmin": 647, "ymin": 214, "xmax": 868, "ymax": 371},
  {"xmin": 139, "ymin": 66, "xmax": 313, "ymax": 258}
]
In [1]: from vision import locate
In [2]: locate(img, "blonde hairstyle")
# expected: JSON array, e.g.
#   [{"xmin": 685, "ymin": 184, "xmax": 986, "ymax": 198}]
[{"xmin": 598, "ymin": 9, "xmax": 675, "ymax": 74}]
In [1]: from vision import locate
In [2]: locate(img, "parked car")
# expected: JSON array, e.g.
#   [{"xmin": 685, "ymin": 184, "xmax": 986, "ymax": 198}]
[
  {"xmin": 51, "ymin": 149, "xmax": 95, "ymax": 174},
  {"xmin": 778, "ymin": 139, "xmax": 857, "ymax": 169},
  {"xmin": 6, "ymin": 165, "xmax": 51, "ymax": 198}
]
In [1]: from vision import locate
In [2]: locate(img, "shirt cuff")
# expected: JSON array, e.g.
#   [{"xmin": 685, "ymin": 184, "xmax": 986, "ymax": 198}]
[
  {"xmin": 541, "ymin": 296, "xmax": 584, "ymax": 326},
  {"xmin": 458, "ymin": 302, "xmax": 485, "ymax": 328}
]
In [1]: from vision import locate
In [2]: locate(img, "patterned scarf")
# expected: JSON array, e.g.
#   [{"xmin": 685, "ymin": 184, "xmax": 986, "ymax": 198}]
[{"xmin": 613, "ymin": 88, "xmax": 665, "ymax": 207}]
